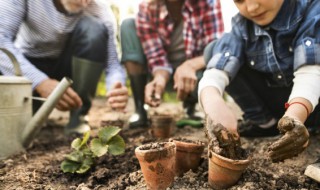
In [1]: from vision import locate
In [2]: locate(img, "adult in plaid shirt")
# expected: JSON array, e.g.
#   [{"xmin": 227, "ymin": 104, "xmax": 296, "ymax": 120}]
[{"xmin": 121, "ymin": 0, "xmax": 224, "ymax": 128}]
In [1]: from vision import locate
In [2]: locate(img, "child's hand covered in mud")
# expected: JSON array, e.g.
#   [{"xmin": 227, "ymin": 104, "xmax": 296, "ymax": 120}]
[
  {"xmin": 268, "ymin": 116, "xmax": 309, "ymax": 162},
  {"xmin": 205, "ymin": 116, "xmax": 243, "ymax": 160}
]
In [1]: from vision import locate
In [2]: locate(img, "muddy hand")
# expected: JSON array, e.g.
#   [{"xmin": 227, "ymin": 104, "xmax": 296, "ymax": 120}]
[
  {"xmin": 145, "ymin": 82, "xmax": 161, "ymax": 107},
  {"xmin": 150, "ymin": 83, "xmax": 161, "ymax": 106},
  {"xmin": 268, "ymin": 116, "xmax": 309, "ymax": 162},
  {"xmin": 205, "ymin": 116, "xmax": 240, "ymax": 159}
]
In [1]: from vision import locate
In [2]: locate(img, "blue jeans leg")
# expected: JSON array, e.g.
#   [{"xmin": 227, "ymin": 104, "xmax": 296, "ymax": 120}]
[{"xmin": 57, "ymin": 15, "xmax": 108, "ymax": 79}]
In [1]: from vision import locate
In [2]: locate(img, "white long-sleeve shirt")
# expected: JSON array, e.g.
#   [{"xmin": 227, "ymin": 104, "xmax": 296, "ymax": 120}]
[
  {"xmin": 0, "ymin": 0, "xmax": 125, "ymax": 90},
  {"xmin": 198, "ymin": 65, "xmax": 320, "ymax": 111}
]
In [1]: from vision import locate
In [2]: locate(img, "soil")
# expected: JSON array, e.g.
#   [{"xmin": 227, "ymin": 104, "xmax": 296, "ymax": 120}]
[{"xmin": 0, "ymin": 97, "xmax": 320, "ymax": 190}]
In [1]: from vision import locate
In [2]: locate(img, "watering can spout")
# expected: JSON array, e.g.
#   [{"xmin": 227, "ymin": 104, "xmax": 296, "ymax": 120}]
[{"xmin": 21, "ymin": 77, "xmax": 72, "ymax": 147}]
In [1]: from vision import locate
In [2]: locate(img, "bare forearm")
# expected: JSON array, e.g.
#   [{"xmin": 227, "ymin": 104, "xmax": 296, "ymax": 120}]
[
  {"xmin": 183, "ymin": 56, "xmax": 206, "ymax": 71},
  {"xmin": 284, "ymin": 97, "xmax": 312, "ymax": 123}
]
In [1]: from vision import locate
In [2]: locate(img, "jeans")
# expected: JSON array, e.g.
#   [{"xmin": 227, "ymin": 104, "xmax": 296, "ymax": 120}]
[
  {"xmin": 27, "ymin": 16, "xmax": 107, "ymax": 80},
  {"xmin": 28, "ymin": 16, "xmax": 108, "ymax": 113}
]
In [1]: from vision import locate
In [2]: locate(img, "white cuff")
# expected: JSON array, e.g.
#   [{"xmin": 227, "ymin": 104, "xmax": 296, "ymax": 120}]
[
  {"xmin": 198, "ymin": 68, "xmax": 229, "ymax": 109},
  {"xmin": 289, "ymin": 65, "xmax": 320, "ymax": 111}
]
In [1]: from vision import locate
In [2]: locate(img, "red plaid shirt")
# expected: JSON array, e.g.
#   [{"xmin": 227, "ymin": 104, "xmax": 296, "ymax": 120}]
[{"xmin": 136, "ymin": 0, "xmax": 224, "ymax": 73}]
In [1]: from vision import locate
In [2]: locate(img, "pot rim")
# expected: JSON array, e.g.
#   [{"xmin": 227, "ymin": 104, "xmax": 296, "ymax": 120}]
[
  {"xmin": 171, "ymin": 139, "xmax": 205, "ymax": 153},
  {"xmin": 210, "ymin": 150, "xmax": 250, "ymax": 164},
  {"xmin": 135, "ymin": 142, "xmax": 176, "ymax": 154}
]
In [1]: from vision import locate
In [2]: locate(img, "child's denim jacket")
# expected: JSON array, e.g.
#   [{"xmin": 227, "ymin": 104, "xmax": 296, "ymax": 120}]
[{"xmin": 207, "ymin": 0, "xmax": 320, "ymax": 87}]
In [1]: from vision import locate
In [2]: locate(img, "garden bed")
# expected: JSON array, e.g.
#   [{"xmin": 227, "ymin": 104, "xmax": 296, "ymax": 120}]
[{"xmin": 0, "ymin": 97, "xmax": 319, "ymax": 190}]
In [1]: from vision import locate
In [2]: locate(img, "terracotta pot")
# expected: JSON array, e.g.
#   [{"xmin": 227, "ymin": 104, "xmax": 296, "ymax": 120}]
[
  {"xmin": 150, "ymin": 114, "xmax": 174, "ymax": 138},
  {"xmin": 135, "ymin": 142, "xmax": 176, "ymax": 190},
  {"xmin": 171, "ymin": 139, "xmax": 205, "ymax": 176},
  {"xmin": 208, "ymin": 150, "xmax": 250, "ymax": 189}
]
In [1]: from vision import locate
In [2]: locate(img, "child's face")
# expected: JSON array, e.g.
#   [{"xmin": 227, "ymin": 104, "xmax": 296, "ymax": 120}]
[
  {"xmin": 234, "ymin": 0, "xmax": 284, "ymax": 26},
  {"xmin": 60, "ymin": 0, "xmax": 92, "ymax": 14}
]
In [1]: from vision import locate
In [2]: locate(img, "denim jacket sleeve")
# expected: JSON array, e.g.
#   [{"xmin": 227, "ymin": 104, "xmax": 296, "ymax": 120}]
[
  {"xmin": 206, "ymin": 15, "xmax": 245, "ymax": 80},
  {"xmin": 293, "ymin": 0, "xmax": 320, "ymax": 70}
]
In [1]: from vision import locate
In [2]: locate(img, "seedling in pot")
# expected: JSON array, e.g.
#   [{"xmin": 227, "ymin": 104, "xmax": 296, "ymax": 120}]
[{"xmin": 61, "ymin": 126, "xmax": 125, "ymax": 174}]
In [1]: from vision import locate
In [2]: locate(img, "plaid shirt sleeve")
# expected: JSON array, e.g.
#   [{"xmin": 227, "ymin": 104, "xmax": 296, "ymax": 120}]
[
  {"xmin": 136, "ymin": 2, "xmax": 172, "ymax": 74},
  {"xmin": 206, "ymin": 0, "xmax": 224, "ymax": 41},
  {"xmin": 184, "ymin": 0, "xmax": 224, "ymax": 58}
]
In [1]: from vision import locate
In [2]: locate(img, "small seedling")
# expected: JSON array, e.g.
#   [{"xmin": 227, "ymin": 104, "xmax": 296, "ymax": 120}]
[{"xmin": 61, "ymin": 126, "xmax": 125, "ymax": 174}]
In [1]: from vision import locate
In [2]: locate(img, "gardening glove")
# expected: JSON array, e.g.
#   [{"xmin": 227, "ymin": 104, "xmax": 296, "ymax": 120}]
[{"xmin": 268, "ymin": 116, "xmax": 309, "ymax": 162}]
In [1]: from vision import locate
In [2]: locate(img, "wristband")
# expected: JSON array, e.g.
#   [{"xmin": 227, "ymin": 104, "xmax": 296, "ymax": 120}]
[{"xmin": 285, "ymin": 102, "xmax": 310, "ymax": 116}]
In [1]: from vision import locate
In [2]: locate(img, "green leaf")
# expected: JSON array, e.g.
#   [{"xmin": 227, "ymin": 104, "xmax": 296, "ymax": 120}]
[
  {"xmin": 99, "ymin": 126, "xmax": 121, "ymax": 143},
  {"xmin": 90, "ymin": 138, "xmax": 109, "ymax": 157},
  {"xmin": 76, "ymin": 157, "xmax": 94, "ymax": 174},
  {"xmin": 82, "ymin": 147, "xmax": 93, "ymax": 156},
  {"xmin": 71, "ymin": 138, "xmax": 82, "ymax": 150},
  {"xmin": 65, "ymin": 151, "xmax": 83, "ymax": 163},
  {"xmin": 61, "ymin": 160, "xmax": 81, "ymax": 173},
  {"xmin": 108, "ymin": 135, "xmax": 125, "ymax": 156},
  {"xmin": 71, "ymin": 132, "xmax": 90, "ymax": 150}
]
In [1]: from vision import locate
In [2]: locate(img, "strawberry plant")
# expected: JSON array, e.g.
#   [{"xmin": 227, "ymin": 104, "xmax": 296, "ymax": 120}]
[{"xmin": 61, "ymin": 126, "xmax": 125, "ymax": 174}]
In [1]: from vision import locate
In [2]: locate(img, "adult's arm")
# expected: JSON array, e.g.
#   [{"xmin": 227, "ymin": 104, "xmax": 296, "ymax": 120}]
[
  {"xmin": 136, "ymin": 1, "xmax": 172, "ymax": 75},
  {"xmin": 88, "ymin": 1, "xmax": 126, "ymax": 91},
  {"xmin": 0, "ymin": 0, "xmax": 48, "ymax": 89}
]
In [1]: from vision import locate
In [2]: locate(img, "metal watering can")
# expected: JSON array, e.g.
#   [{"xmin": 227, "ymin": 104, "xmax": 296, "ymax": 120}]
[{"xmin": 0, "ymin": 48, "xmax": 72, "ymax": 159}]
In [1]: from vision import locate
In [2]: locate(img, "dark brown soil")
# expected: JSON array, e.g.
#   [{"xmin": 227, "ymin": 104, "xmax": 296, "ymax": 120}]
[{"xmin": 0, "ymin": 97, "xmax": 319, "ymax": 190}]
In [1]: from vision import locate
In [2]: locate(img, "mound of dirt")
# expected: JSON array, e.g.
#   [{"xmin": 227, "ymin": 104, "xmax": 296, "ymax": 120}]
[{"xmin": 0, "ymin": 97, "xmax": 319, "ymax": 190}]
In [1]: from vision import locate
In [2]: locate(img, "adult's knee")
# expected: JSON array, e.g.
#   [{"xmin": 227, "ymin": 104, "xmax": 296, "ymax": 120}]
[
  {"xmin": 120, "ymin": 18, "xmax": 146, "ymax": 66},
  {"xmin": 72, "ymin": 16, "xmax": 108, "ymax": 61},
  {"xmin": 75, "ymin": 16, "xmax": 108, "ymax": 44},
  {"xmin": 120, "ymin": 18, "xmax": 136, "ymax": 39}
]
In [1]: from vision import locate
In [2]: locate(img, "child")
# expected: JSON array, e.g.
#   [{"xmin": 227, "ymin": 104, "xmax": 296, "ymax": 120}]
[{"xmin": 199, "ymin": 0, "xmax": 320, "ymax": 162}]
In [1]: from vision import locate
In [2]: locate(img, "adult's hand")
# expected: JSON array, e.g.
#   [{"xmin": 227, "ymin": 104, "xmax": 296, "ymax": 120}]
[
  {"xmin": 268, "ymin": 116, "xmax": 309, "ymax": 162},
  {"xmin": 145, "ymin": 70, "xmax": 169, "ymax": 107},
  {"xmin": 35, "ymin": 78, "xmax": 82, "ymax": 111},
  {"xmin": 107, "ymin": 81, "xmax": 128, "ymax": 111},
  {"xmin": 174, "ymin": 61, "xmax": 197, "ymax": 100}
]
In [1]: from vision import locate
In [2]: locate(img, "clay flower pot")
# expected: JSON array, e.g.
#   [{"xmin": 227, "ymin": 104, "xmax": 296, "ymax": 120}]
[
  {"xmin": 150, "ymin": 114, "xmax": 174, "ymax": 138},
  {"xmin": 208, "ymin": 150, "xmax": 250, "ymax": 189},
  {"xmin": 170, "ymin": 138, "xmax": 205, "ymax": 176},
  {"xmin": 135, "ymin": 142, "xmax": 176, "ymax": 190}
]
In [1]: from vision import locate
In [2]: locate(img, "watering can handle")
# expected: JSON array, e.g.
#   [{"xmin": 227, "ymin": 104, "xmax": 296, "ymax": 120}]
[{"xmin": 0, "ymin": 48, "xmax": 23, "ymax": 76}]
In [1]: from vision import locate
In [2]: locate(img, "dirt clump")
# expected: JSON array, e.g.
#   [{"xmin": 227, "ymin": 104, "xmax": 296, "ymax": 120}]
[{"xmin": 205, "ymin": 117, "xmax": 247, "ymax": 160}]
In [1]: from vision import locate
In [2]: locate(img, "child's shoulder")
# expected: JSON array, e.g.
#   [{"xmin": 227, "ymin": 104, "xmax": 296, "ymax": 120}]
[{"xmin": 230, "ymin": 14, "xmax": 249, "ymax": 32}]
